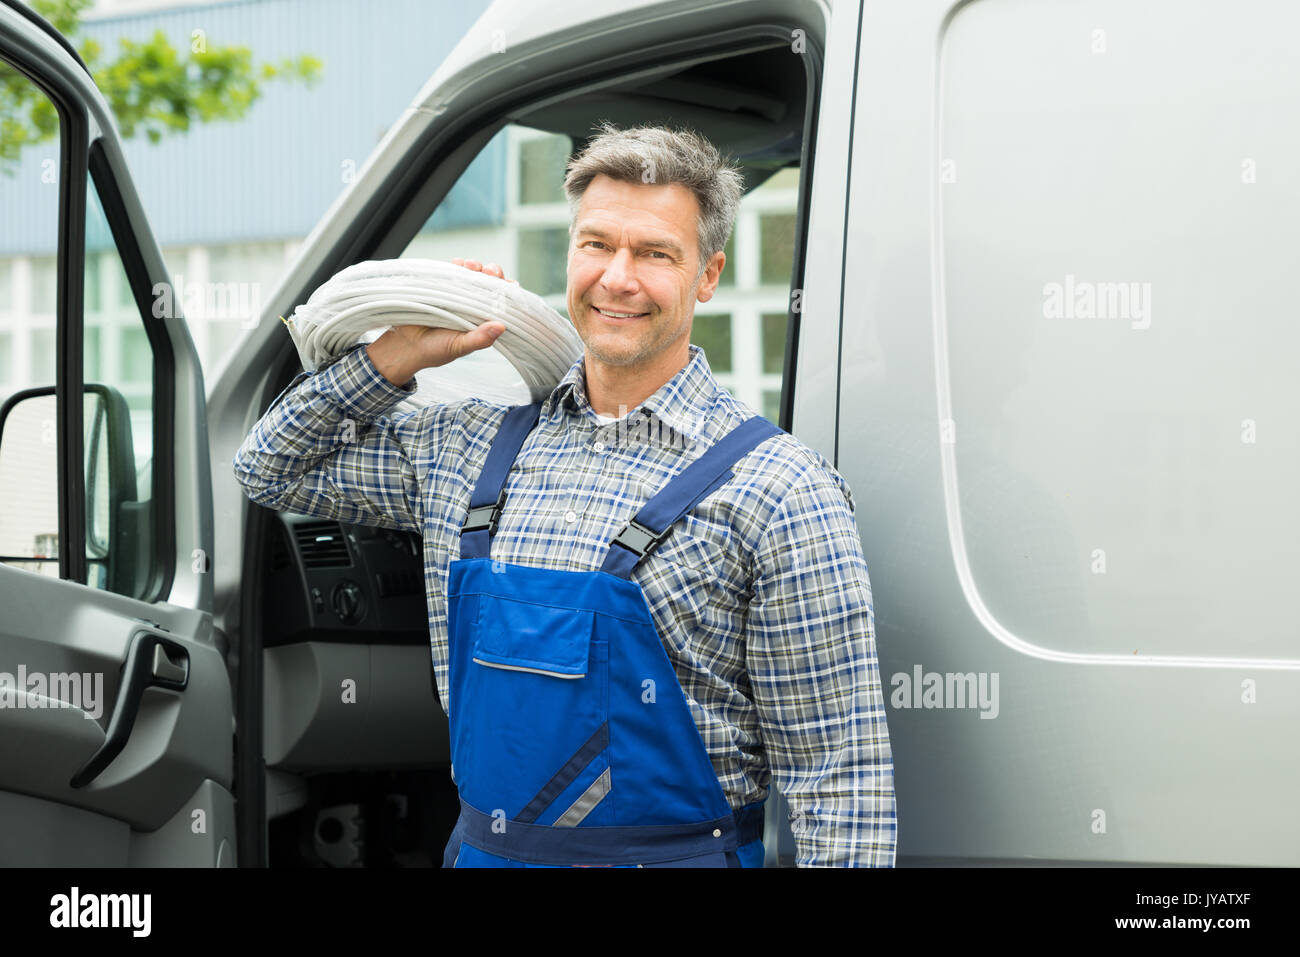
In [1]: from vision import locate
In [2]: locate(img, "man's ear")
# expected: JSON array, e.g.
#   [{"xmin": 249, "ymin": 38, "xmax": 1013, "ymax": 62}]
[{"xmin": 695, "ymin": 250, "xmax": 727, "ymax": 303}]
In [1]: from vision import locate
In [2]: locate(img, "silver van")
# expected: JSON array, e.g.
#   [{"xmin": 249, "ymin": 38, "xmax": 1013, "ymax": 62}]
[{"xmin": 1, "ymin": 0, "xmax": 1295, "ymax": 866}]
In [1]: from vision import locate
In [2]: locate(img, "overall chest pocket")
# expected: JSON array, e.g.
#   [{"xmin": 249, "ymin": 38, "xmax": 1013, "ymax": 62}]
[
  {"xmin": 472, "ymin": 592, "xmax": 593, "ymax": 679},
  {"xmin": 459, "ymin": 592, "xmax": 609, "ymax": 815}
]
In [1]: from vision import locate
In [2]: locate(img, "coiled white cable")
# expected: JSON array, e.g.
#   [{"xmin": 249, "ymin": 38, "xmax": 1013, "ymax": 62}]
[{"xmin": 282, "ymin": 259, "xmax": 584, "ymax": 403}]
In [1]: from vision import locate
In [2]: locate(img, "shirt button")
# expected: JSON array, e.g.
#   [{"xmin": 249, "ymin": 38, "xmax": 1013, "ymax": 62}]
[
  {"xmin": 712, "ymin": 829, "xmax": 722, "ymax": 838},
  {"xmin": 564, "ymin": 510, "xmax": 577, "ymax": 523},
  {"xmin": 592, "ymin": 441, "xmax": 606, "ymax": 453}
]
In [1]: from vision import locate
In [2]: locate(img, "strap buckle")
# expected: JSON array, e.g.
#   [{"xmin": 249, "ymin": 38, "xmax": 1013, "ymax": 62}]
[
  {"xmin": 461, "ymin": 488, "xmax": 507, "ymax": 536},
  {"xmin": 611, "ymin": 517, "xmax": 671, "ymax": 559}
]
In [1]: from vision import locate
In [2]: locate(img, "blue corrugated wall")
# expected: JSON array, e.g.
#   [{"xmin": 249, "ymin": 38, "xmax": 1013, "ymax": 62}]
[{"xmin": 1, "ymin": 0, "xmax": 499, "ymax": 256}]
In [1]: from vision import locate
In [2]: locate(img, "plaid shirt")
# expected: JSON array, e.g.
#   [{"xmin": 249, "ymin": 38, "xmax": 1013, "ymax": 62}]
[{"xmin": 233, "ymin": 340, "xmax": 896, "ymax": 866}]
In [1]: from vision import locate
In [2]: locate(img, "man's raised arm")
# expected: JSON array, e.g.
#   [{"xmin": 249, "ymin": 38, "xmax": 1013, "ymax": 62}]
[{"xmin": 231, "ymin": 297, "xmax": 506, "ymax": 532}]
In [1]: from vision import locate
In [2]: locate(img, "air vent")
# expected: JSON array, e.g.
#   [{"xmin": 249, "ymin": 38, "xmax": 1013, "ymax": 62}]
[
  {"xmin": 292, "ymin": 521, "xmax": 352, "ymax": 568},
  {"xmin": 376, "ymin": 568, "xmax": 422, "ymax": 598}
]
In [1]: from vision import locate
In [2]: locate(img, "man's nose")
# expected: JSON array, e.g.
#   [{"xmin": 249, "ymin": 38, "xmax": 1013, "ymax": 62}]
[{"xmin": 600, "ymin": 247, "xmax": 640, "ymax": 293}]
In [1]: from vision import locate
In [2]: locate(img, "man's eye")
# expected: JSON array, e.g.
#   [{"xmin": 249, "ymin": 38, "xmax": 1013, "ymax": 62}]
[{"xmin": 648, "ymin": 250, "xmax": 669, "ymax": 259}]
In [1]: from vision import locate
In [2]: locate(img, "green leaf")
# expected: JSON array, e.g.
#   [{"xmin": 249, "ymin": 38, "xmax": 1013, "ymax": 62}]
[{"xmin": 0, "ymin": 2, "xmax": 324, "ymax": 172}]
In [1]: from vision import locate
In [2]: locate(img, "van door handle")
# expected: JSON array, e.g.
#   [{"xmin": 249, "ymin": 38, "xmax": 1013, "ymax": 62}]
[{"xmin": 69, "ymin": 629, "xmax": 189, "ymax": 789}]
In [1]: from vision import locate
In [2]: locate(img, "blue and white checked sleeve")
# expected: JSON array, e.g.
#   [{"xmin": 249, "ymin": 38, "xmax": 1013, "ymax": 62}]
[
  {"xmin": 231, "ymin": 343, "xmax": 429, "ymax": 533},
  {"xmin": 746, "ymin": 463, "xmax": 897, "ymax": 867}
]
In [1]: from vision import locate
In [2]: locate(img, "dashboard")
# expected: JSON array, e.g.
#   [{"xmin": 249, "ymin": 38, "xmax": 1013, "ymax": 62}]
[{"xmin": 262, "ymin": 513, "xmax": 430, "ymax": 646}]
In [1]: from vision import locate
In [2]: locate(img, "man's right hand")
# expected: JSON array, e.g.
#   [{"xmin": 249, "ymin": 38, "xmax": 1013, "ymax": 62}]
[{"xmin": 365, "ymin": 258, "xmax": 512, "ymax": 386}]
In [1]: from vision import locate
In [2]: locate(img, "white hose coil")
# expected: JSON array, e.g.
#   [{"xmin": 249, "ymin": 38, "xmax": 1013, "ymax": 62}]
[{"xmin": 282, "ymin": 259, "xmax": 584, "ymax": 403}]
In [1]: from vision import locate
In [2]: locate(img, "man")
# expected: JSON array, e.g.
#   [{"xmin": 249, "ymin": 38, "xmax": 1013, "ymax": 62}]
[{"xmin": 233, "ymin": 122, "xmax": 895, "ymax": 867}]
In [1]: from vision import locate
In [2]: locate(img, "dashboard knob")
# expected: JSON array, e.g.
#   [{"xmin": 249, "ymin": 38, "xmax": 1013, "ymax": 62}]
[{"xmin": 331, "ymin": 580, "xmax": 366, "ymax": 624}]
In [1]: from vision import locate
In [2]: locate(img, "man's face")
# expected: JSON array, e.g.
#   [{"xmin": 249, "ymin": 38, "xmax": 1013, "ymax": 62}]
[{"xmin": 566, "ymin": 173, "xmax": 724, "ymax": 370}]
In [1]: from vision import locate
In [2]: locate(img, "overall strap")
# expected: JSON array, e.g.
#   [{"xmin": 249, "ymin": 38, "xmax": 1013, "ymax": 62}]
[
  {"xmin": 600, "ymin": 415, "xmax": 783, "ymax": 579},
  {"xmin": 459, "ymin": 401, "xmax": 543, "ymax": 560}
]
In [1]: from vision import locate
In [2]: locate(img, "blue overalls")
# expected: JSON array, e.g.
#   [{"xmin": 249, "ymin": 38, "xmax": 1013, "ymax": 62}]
[{"xmin": 440, "ymin": 400, "xmax": 783, "ymax": 867}]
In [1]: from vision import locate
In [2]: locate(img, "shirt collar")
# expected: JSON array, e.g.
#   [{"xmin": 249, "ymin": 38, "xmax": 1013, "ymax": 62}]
[
  {"xmin": 540, "ymin": 343, "xmax": 717, "ymax": 446},
  {"xmin": 541, "ymin": 352, "xmax": 590, "ymax": 421}
]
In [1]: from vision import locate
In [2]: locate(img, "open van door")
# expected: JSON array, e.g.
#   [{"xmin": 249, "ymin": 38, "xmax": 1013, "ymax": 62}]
[{"xmin": 0, "ymin": 1, "xmax": 234, "ymax": 866}]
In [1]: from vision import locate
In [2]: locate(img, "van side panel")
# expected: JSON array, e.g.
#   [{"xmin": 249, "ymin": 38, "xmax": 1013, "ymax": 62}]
[{"xmin": 835, "ymin": 0, "xmax": 1300, "ymax": 865}]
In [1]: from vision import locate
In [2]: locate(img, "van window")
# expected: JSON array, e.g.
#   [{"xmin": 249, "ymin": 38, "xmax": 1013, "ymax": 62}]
[
  {"xmin": 0, "ymin": 51, "xmax": 163, "ymax": 597},
  {"xmin": 398, "ymin": 122, "xmax": 803, "ymax": 425},
  {"xmin": 0, "ymin": 63, "xmax": 60, "ymax": 578}
]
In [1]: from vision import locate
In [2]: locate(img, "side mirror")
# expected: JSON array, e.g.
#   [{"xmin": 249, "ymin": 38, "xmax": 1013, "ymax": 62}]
[
  {"xmin": 85, "ymin": 383, "xmax": 139, "ymax": 594},
  {"xmin": 0, "ymin": 389, "xmax": 60, "ymax": 578},
  {"xmin": 0, "ymin": 384, "xmax": 138, "ymax": 592}
]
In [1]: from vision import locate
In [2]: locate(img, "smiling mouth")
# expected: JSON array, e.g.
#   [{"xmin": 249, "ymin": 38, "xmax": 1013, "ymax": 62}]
[{"xmin": 592, "ymin": 305, "xmax": 650, "ymax": 321}]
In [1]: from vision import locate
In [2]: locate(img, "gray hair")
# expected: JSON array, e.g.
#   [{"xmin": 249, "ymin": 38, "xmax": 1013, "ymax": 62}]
[{"xmin": 563, "ymin": 122, "xmax": 745, "ymax": 279}]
